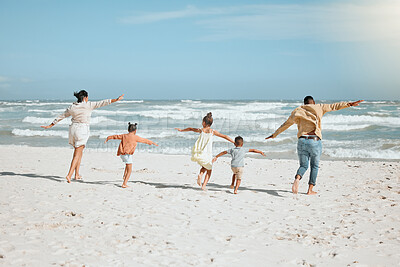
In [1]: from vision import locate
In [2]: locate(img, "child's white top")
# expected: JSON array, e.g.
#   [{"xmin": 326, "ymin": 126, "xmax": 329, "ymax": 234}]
[{"xmin": 191, "ymin": 129, "xmax": 214, "ymax": 170}]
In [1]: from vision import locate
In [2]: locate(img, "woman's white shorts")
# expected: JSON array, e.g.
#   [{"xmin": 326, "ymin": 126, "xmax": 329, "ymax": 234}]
[{"xmin": 69, "ymin": 123, "xmax": 90, "ymax": 148}]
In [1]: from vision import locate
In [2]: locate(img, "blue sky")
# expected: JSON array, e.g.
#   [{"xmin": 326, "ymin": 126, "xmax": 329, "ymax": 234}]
[{"xmin": 0, "ymin": 0, "xmax": 399, "ymax": 100}]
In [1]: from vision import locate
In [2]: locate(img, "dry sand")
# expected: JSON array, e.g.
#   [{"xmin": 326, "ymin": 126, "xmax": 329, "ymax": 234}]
[{"xmin": 0, "ymin": 145, "xmax": 399, "ymax": 266}]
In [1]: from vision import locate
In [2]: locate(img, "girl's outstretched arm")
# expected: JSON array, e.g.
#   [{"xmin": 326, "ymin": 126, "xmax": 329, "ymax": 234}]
[
  {"xmin": 249, "ymin": 149, "xmax": 266, "ymax": 156},
  {"xmin": 213, "ymin": 130, "xmax": 234, "ymax": 143},
  {"xmin": 104, "ymin": 134, "xmax": 123, "ymax": 143},
  {"xmin": 136, "ymin": 136, "xmax": 159, "ymax": 146},
  {"xmin": 175, "ymin": 128, "xmax": 201, "ymax": 133},
  {"xmin": 212, "ymin": 150, "xmax": 227, "ymax": 163}
]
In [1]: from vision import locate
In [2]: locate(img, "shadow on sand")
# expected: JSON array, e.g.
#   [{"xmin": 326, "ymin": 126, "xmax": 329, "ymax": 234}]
[{"xmin": 1, "ymin": 171, "xmax": 295, "ymax": 197}]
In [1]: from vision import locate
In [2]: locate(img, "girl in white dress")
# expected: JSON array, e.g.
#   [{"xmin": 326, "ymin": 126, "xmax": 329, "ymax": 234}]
[{"xmin": 175, "ymin": 112, "xmax": 234, "ymax": 190}]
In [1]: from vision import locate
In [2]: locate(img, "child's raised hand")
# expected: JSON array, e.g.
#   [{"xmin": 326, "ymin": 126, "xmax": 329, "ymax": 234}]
[
  {"xmin": 175, "ymin": 128, "xmax": 182, "ymax": 132},
  {"xmin": 152, "ymin": 142, "xmax": 159, "ymax": 146},
  {"xmin": 261, "ymin": 152, "xmax": 266, "ymax": 156}
]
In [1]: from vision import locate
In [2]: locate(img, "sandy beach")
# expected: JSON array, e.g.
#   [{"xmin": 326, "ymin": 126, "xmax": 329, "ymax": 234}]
[{"xmin": 0, "ymin": 145, "xmax": 399, "ymax": 266}]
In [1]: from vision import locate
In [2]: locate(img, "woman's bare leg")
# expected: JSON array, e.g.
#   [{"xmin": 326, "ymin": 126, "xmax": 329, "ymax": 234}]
[
  {"xmin": 197, "ymin": 167, "xmax": 206, "ymax": 186},
  {"xmin": 201, "ymin": 170, "xmax": 212, "ymax": 190},
  {"xmin": 74, "ymin": 147, "xmax": 84, "ymax": 180},
  {"xmin": 122, "ymin": 164, "xmax": 132, "ymax": 188},
  {"xmin": 66, "ymin": 146, "xmax": 84, "ymax": 183}
]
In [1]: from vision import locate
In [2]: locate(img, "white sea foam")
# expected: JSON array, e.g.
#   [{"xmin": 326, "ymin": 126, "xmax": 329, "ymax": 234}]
[
  {"xmin": 119, "ymin": 100, "xmax": 144, "ymax": 103},
  {"xmin": 322, "ymin": 124, "xmax": 372, "ymax": 131},
  {"xmin": 181, "ymin": 100, "xmax": 201, "ymax": 104},
  {"xmin": 12, "ymin": 129, "xmax": 69, "ymax": 138},
  {"xmin": 323, "ymin": 114, "xmax": 400, "ymax": 126},
  {"xmin": 324, "ymin": 147, "xmax": 400, "ymax": 160},
  {"xmin": 22, "ymin": 116, "xmax": 118, "ymax": 125}
]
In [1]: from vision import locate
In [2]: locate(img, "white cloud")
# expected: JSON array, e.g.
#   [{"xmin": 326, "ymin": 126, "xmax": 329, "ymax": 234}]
[
  {"xmin": 118, "ymin": 5, "xmax": 228, "ymax": 24},
  {"xmin": 0, "ymin": 76, "xmax": 10, "ymax": 83},
  {"xmin": 119, "ymin": 1, "xmax": 400, "ymax": 43}
]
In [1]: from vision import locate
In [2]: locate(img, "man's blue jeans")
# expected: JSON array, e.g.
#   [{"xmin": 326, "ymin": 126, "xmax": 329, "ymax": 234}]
[{"xmin": 296, "ymin": 138, "xmax": 322, "ymax": 185}]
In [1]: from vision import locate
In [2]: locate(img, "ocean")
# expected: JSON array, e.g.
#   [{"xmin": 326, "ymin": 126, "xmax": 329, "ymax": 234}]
[{"xmin": 0, "ymin": 99, "xmax": 399, "ymax": 161}]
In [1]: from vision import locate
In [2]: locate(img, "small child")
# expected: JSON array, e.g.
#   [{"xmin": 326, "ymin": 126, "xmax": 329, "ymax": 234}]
[
  {"xmin": 213, "ymin": 136, "xmax": 265, "ymax": 194},
  {"xmin": 175, "ymin": 112, "xmax": 234, "ymax": 190},
  {"xmin": 105, "ymin": 122, "xmax": 158, "ymax": 188}
]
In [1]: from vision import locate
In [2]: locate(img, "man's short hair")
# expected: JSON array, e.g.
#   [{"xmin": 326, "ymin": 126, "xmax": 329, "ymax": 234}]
[
  {"xmin": 235, "ymin": 136, "xmax": 243, "ymax": 146},
  {"xmin": 304, "ymin": 96, "xmax": 314, "ymax": 104}
]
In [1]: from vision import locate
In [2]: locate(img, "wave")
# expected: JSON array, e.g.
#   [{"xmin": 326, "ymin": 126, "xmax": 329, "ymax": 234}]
[
  {"xmin": 322, "ymin": 124, "xmax": 373, "ymax": 131},
  {"xmin": 22, "ymin": 116, "xmax": 118, "ymax": 125},
  {"xmin": 181, "ymin": 100, "xmax": 201, "ymax": 104},
  {"xmin": 324, "ymin": 147, "xmax": 400, "ymax": 160},
  {"xmin": 12, "ymin": 129, "xmax": 69, "ymax": 138},
  {"xmin": 119, "ymin": 100, "xmax": 144, "ymax": 103},
  {"xmin": 323, "ymin": 114, "xmax": 400, "ymax": 126}
]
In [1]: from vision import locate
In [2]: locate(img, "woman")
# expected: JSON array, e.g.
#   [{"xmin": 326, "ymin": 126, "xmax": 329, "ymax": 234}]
[{"xmin": 41, "ymin": 90, "xmax": 124, "ymax": 183}]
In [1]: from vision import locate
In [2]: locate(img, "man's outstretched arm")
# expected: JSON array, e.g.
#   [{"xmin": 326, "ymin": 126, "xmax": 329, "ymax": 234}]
[{"xmin": 266, "ymin": 110, "xmax": 296, "ymax": 140}]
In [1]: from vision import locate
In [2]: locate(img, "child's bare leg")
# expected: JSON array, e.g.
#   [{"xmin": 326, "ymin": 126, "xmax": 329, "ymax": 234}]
[
  {"xmin": 201, "ymin": 169, "xmax": 212, "ymax": 190},
  {"xmin": 230, "ymin": 174, "xmax": 236, "ymax": 189},
  {"xmin": 66, "ymin": 146, "xmax": 84, "ymax": 183},
  {"xmin": 197, "ymin": 167, "xmax": 206, "ymax": 186},
  {"xmin": 74, "ymin": 148, "xmax": 84, "ymax": 180},
  {"xmin": 234, "ymin": 179, "xmax": 241, "ymax": 194},
  {"xmin": 122, "ymin": 164, "xmax": 132, "ymax": 188}
]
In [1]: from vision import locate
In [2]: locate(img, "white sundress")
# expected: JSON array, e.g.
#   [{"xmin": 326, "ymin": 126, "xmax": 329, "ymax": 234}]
[{"xmin": 191, "ymin": 129, "xmax": 214, "ymax": 170}]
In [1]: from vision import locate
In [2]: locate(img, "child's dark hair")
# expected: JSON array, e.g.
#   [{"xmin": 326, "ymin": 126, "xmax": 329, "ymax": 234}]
[
  {"xmin": 235, "ymin": 136, "xmax": 244, "ymax": 146},
  {"xmin": 73, "ymin": 90, "xmax": 88, "ymax": 103},
  {"xmin": 203, "ymin": 112, "xmax": 213, "ymax": 126},
  {"xmin": 128, "ymin": 122, "xmax": 137, "ymax": 132}
]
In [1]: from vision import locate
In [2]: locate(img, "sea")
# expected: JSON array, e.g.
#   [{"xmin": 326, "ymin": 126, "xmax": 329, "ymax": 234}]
[{"xmin": 0, "ymin": 99, "xmax": 399, "ymax": 161}]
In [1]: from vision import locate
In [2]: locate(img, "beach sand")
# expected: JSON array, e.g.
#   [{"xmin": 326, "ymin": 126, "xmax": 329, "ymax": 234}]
[{"xmin": 0, "ymin": 145, "xmax": 399, "ymax": 266}]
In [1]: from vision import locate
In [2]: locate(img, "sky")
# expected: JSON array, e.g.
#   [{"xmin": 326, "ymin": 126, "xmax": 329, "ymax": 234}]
[{"xmin": 0, "ymin": 0, "xmax": 399, "ymax": 100}]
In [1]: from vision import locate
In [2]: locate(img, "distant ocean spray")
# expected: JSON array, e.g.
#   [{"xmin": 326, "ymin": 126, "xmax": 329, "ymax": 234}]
[{"xmin": 1, "ymin": 99, "xmax": 399, "ymax": 160}]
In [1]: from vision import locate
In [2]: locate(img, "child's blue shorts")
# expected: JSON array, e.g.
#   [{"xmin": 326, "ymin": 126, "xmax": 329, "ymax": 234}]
[{"xmin": 120, "ymin": 154, "xmax": 133, "ymax": 164}]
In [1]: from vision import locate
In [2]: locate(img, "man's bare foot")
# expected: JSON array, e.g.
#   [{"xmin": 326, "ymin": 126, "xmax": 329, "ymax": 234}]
[
  {"xmin": 66, "ymin": 176, "xmax": 71, "ymax": 183},
  {"xmin": 292, "ymin": 178, "xmax": 300, "ymax": 194},
  {"xmin": 197, "ymin": 175, "xmax": 202, "ymax": 186},
  {"xmin": 307, "ymin": 190, "xmax": 317, "ymax": 195},
  {"xmin": 230, "ymin": 185, "xmax": 234, "ymax": 189},
  {"xmin": 122, "ymin": 184, "xmax": 129, "ymax": 188}
]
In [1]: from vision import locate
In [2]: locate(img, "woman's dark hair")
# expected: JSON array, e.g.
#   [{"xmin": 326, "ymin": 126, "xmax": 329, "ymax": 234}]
[
  {"xmin": 203, "ymin": 112, "xmax": 213, "ymax": 126},
  {"xmin": 74, "ymin": 90, "xmax": 88, "ymax": 103},
  {"xmin": 128, "ymin": 122, "xmax": 137, "ymax": 132}
]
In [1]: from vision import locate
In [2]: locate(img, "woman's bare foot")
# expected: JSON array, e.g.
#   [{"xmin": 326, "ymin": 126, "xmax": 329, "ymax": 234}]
[
  {"xmin": 121, "ymin": 184, "xmax": 129, "ymax": 188},
  {"xmin": 66, "ymin": 176, "xmax": 71, "ymax": 183},
  {"xmin": 73, "ymin": 175, "xmax": 82, "ymax": 180},
  {"xmin": 234, "ymin": 190, "xmax": 238, "ymax": 194},
  {"xmin": 197, "ymin": 175, "xmax": 202, "ymax": 186}
]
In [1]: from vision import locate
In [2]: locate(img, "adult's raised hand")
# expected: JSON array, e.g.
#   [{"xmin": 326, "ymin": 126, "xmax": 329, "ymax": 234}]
[{"xmin": 349, "ymin": 100, "xmax": 364, "ymax": 107}]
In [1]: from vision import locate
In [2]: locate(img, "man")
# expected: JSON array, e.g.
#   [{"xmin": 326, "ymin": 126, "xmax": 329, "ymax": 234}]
[{"xmin": 266, "ymin": 96, "xmax": 363, "ymax": 195}]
